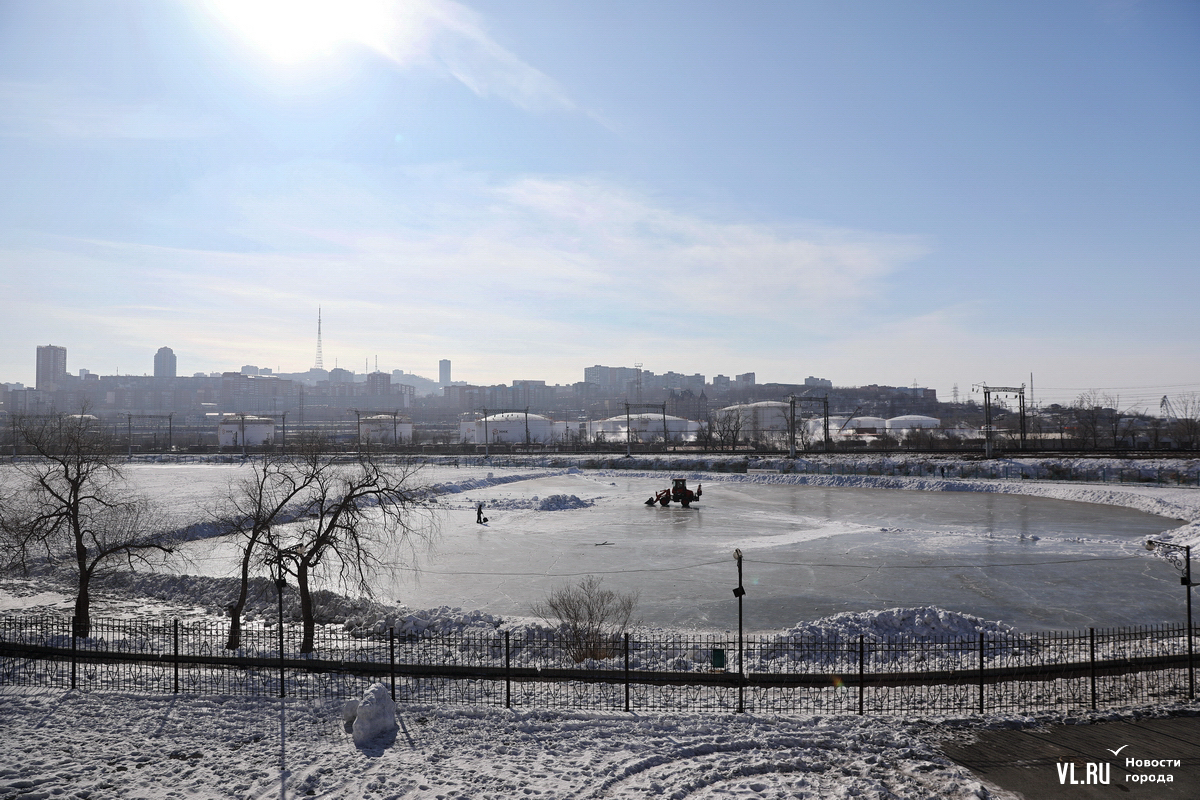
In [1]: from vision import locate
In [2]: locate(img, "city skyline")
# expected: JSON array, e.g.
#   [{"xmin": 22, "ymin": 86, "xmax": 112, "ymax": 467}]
[{"xmin": 2, "ymin": 2, "xmax": 1198, "ymax": 408}]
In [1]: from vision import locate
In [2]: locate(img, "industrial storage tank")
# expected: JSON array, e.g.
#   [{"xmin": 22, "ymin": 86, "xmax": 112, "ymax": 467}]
[
  {"xmin": 361, "ymin": 414, "xmax": 413, "ymax": 444},
  {"xmin": 217, "ymin": 415, "xmax": 274, "ymax": 448},
  {"xmin": 885, "ymin": 415, "xmax": 941, "ymax": 431},
  {"xmin": 590, "ymin": 413, "xmax": 700, "ymax": 443},
  {"xmin": 466, "ymin": 412, "xmax": 555, "ymax": 444},
  {"xmin": 716, "ymin": 402, "xmax": 790, "ymax": 445}
]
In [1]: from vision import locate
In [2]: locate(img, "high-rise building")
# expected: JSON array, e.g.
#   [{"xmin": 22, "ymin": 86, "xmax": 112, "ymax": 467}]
[
  {"xmin": 35, "ymin": 345, "xmax": 67, "ymax": 391},
  {"xmin": 154, "ymin": 347, "xmax": 177, "ymax": 378},
  {"xmin": 439, "ymin": 359, "xmax": 451, "ymax": 386}
]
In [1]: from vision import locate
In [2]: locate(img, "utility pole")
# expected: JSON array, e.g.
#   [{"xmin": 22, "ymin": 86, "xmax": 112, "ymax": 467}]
[{"xmin": 732, "ymin": 548, "xmax": 746, "ymax": 713}]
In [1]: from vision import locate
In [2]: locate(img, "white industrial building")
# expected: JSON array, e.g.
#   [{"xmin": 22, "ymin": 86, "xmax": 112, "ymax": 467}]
[{"xmin": 217, "ymin": 415, "xmax": 275, "ymax": 448}]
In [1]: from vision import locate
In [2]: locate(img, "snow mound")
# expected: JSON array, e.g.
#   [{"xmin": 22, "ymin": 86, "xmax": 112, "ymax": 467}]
[
  {"xmin": 537, "ymin": 494, "xmax": 593, "ymax": 511},
  {"xmin": 466, "ymin": 494, "xmax": 595, "ymax": 512},
  {"xmin": 781, "ymin": 606, "xmax": 1016, "ymax": 642},
  {"xmin": 349, "ymin": 683, "xmax": 396, "ymax": 746},
  {"xmin": 344, "ymin": 605, "xmax": 504, "ymax": 639}
]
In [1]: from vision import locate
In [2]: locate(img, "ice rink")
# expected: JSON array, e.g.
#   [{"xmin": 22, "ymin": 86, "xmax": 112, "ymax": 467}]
[{"xmin": 173, "ymin": 467, "xmax": 1183, "ymax": 632}]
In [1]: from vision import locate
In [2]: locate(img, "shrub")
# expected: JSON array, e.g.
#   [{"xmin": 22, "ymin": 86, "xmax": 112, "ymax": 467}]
[{"xmin": 531, "ymin": 575, "xmax": 639, "ymax": 662}]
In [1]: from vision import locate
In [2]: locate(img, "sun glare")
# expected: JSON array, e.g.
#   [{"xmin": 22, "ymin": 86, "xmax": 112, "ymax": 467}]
[{"xmin": 208, "ymin": 0, "xmax": 391, "ymax": 65}]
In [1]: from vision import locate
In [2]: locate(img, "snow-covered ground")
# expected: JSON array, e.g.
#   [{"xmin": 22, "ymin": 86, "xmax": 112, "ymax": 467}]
[
  {"xmin": 4, "ymin": 456, "xmax": 1200, "ymax": 798},
  {"xmin": 0, "ymin": 683, "xmax": 1053, "ymax": 799}
]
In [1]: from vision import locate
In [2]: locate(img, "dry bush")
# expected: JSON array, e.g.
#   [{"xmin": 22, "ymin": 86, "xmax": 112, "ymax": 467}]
[{"xmin": 532, "ymin": 575, "xmax": 639, "ymax": 662}]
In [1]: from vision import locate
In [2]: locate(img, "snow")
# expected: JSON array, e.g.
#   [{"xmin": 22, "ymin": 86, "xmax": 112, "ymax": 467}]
[
  {"xmin": 0, "ymin": 685, "xmax": 1041, "ymax": 799},
  {"xmin": 4, "ymin": 455, "xmax": 1200, "ymax": 798},
  {"xmin": 349, "ymin": 683, "xmax": 398, "ymax": 746}
]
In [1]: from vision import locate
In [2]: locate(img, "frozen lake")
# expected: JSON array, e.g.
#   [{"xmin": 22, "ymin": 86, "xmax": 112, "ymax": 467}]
[
  {"xmin": 412, "ymin": 474, "xmax": 1182, "ymax": 632},
  {"xmin": 174, "ymin": 470, "xmax": 1185, "ymax": 633},
  {"xmin": 177, "ymin": 469, "xmax": 1186, "ymax": 632}
]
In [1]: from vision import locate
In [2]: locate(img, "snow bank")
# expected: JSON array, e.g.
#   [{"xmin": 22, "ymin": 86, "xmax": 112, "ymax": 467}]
[{"xmin": 780, "ymin": 606, "xmax": 1015, "ymax": 642}]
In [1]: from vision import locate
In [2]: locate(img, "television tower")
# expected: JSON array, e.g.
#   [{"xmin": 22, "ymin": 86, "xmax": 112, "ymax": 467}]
[{"xmin": 314, "ymin": 308, "xmax": 324, "ymax": 370}]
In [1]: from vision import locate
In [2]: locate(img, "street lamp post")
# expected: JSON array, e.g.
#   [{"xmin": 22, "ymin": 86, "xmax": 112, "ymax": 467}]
[
  {"xmin": 1145, "ymin": 539, "xmax": 1194, "ymax": 699},
  {"xmin": 732, "ymin": 548, "xmax": 746, "ymax": 713}
]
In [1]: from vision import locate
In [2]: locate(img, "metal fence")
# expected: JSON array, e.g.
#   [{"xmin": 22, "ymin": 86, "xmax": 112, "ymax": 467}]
[{"xmin": 1, "ymin": 615, "xmax": 1194, "ymax": 715}]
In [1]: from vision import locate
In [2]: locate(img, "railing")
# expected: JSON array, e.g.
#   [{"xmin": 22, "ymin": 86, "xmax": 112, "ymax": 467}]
[{"xmin": 1, "ymin": 616, "xmax": 1194, "ymax": 715}]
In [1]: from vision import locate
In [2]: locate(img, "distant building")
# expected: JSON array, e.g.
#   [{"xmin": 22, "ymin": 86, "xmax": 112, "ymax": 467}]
[
  {"xmin": 734, "ymin": 372, "xmax": 756, "ymax": 390},
  {"xmin": 366, "ymin": 371, "xmax": 391, "ymax": 395},
  {"xmin": 154, "ymin": 347, "xmax": 177, "ymax": 378},
  {"xmin": 439, "ymin": 359, "xmax": 452, "ymax": 386},
  {"xmin": 804, "ymin": 376, "xmax": 832, "ymax": 388},
  {"xmin": 36, "ymin": 345, "xmax": 67, "ymax": 392}
]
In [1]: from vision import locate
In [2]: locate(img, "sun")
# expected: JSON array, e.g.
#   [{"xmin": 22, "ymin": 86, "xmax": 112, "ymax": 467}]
[{"xmin": 208, "ymin": 0, "xmax": 391, "ymax": 65}]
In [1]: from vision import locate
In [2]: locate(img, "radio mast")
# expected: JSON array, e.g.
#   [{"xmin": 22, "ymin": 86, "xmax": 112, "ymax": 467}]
[{"xmin": 314, "ymin": 308, "xmax": 324, "ymax": 370}]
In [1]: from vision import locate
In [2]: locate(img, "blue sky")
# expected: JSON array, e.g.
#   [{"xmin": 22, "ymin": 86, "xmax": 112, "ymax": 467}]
[{"xmin": 2, "ymin": 0, "xmax": 1198, "ymax": 408}]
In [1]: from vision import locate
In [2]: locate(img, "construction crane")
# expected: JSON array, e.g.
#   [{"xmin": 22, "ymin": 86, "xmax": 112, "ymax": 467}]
[
  {"xmin": 1161, "ymin": 395, "xmax": 1179, "ymax": 424},
  {"xmin": 837, "ymin": 406, "xmax": 863, "ymax": 435}
]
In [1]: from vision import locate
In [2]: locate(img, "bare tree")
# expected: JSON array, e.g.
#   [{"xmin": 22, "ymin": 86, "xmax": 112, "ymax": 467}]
[
  {"xmin": 1168, "ymin": 393, "xmax": 1200, "ymax": 450},
  {"xmin": 712, "ymin": 408, "xmax": 743, "ymax": 452},
  {"xmin": 531, "ymin": 575, "xmax": 639, "ymax": 662},
  {"xmin": 1070, "ymin": 390, "xmax": 1104, "ymax": 449},
  {"xmin": 215, "ymin": 452, "xmax": 317, "ymax": 650},
  {"xmin": 262, "ymin": 439, "xmax": 435, "ymax": 653},
  {"xmin": 3, "ymin": 412, "xmax": 174, "ymax": 637}
]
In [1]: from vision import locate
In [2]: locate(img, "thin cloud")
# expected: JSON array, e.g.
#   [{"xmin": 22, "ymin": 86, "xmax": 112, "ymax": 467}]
[
  {"xmin": 0, "ymin": 81, "xmax": 227, "ymax": 140},
  {"xmin": 0, "ymin": 165, "xmax": 928, "ymax": 380}
]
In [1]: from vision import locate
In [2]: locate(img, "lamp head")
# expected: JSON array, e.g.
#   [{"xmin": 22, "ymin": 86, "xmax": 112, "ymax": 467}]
[{"xmin": 1144, "ymin": 540, "xmax": 1158, "ymax": 552}]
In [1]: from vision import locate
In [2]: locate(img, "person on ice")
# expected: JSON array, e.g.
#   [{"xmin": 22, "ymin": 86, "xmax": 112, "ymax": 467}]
[{"xmin": 476, "ymin": 502, "xmax": 484, "ymax": 524}]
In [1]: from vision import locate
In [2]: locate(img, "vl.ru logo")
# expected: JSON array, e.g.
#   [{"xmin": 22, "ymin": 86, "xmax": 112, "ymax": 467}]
[{"xmin": 1057, "ymin": 760, "xmax": 1110, "ymax": 785}]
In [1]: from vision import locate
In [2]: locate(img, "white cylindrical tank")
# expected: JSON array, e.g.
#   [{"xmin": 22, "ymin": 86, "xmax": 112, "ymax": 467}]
[
  {"xmin": 591, "ymin": 413, "xmax": 699, "ymax": 443},
  {"xmin": 360, "ymin": 415, "xmax": 413, "ymax": 444},
  {"xmin": 718, "ymin": 402, "xmax": 790, "ymax": 444},
  {"xmin": 885, "ymin": 415, "xmax": 941, "ymax": 431},
  {"xmin": 470, "ymin": 412, "xmax": 555, "ymax": 444},
  {"xmin": 217, "ymin": 415, "xmax": 275, "ymax": 447}
]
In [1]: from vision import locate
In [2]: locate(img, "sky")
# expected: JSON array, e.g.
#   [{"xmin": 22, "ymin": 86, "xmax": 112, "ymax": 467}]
[{"xmin": 2, "ymin": 0, "xmax": 1198, "ymax": 409}]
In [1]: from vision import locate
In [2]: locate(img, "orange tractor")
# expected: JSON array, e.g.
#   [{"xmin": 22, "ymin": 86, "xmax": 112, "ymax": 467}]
[{"xmin": 645, "ymin": 478, "xmax": 702, "ymax": 508}]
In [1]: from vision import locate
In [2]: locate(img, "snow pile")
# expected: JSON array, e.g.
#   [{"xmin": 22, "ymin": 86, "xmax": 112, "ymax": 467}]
[
  {"xmin": 348, "ymin": 683, "xmax": 397, "ymax": 746},
  {"xmin": 780, "ymin": 606, "xmax": 1016, "ymax": 642},
  {"xmin": 536, "ymin": 493, "xmax": 593, "ymax": 511},
  {"xmin": 343, "ymin": 605, "xmax": 503, "ymax": 639},
  {"xmin": 460, "ymin": 493, "xmax": 595, "ymax": 512}
]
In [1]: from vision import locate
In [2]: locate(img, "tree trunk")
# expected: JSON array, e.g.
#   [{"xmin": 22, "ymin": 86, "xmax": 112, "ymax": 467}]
[
  {"xmin": 72, "ymin": 583, "xmax": 91, "ymax": 639},
  {"xmin": 225, "ymin": 534, "xmax": 258, "ymax": 650},
  {"xmin": 298, "ymin": 562, "xmax": 315, "ymax": 654}
]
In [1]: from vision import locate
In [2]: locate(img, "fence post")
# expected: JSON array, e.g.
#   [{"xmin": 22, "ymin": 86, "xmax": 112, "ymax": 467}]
[
  {"xmin": 978, "ymin": 633, "xmax": 985, "ymax": 714},
  {"xmin": 505, "ymin": 630, "xmax": 511, "ymax": 710},
  {"xmin": 389, "ymin": 628, "xmax": 396, "ymax": 702},
  {"xmin": 624, "ymin": 633, "xmax": 630, "ymax": 713},
  {"xmin": 70, "ymin": 620, "xmax": 77, "ymax": 690},
  {"xmin": 173, "ymin": 619, "xmax": 179, "ymax": 695},
  {"xmin": 1089, "ymin": 628, "xmax": 1096, "ymax": 710},
  {"xmin": 858, "ymin": 635, "xmax": 865, "ymax": 716}
]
